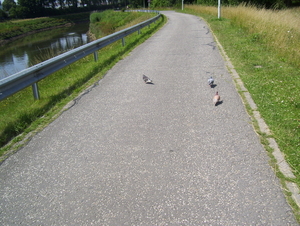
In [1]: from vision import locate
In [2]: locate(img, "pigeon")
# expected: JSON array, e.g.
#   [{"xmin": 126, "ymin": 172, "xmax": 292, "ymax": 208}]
[
  {"xmin": 208, "ymin": 76, "xmax": 214, "ymax": 87},
  {"xmin": 143, "ymin": 74, "xmax": 153, "ymax": 84},
  {"xmin": 213, "ymin": 91, "xmax": 220, "ymax": 106}
]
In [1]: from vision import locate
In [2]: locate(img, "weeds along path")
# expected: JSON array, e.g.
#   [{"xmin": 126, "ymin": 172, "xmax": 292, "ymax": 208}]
[{"xmin": 0, "ymin": 11, "xmax": 298, "ymax": 225}]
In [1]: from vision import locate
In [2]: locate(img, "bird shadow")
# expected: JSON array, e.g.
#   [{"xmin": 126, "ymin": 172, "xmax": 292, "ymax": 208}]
[
  {"xmin": 146, "ymin": 82, "xmax": 154, "ymax": 85},
  {"xmin": 215, "ymin": 100, "xmax": 223, "ymax": 106},
  {"xmin": 210, "ymin": 84, "xmax": 217, "ymax": 88}
]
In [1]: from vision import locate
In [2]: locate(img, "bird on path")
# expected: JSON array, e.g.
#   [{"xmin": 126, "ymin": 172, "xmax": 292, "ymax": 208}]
[
  {"xmin": 208, "ymin": 76, "xmax": 214, "ymax": 87},
  {"xmin": 143, "ymin": 74, "xmax": 153, "ymax": 84},
  {"xmin": 213, "ymin": 91, "xmax": 220, "ymax": 106}
]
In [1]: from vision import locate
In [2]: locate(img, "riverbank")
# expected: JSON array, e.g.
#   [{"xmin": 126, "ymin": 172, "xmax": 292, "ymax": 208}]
[
  {"xmin": 0, "ymin": 23, "xmax": 75, "ymax": 46},
  {"xmin": 0, "ymin": 12, "xmax": 90, "ymax": 46}
]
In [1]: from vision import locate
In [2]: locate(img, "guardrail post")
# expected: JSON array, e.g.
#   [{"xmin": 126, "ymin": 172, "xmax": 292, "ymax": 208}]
[
  {"xmin": 94, "ymin": 51, "xmax": 98, "ymax": 62},
  {"xmin": 138, "ymin": 29, "xmax": 141, "ymax": 35},
  {"xmin": 122, "ymin": 38, "xmax": 125, "ymax": 46},
  {"xmin": 32, "ymin": 82, "xmax": 40, "ymax": 100}
]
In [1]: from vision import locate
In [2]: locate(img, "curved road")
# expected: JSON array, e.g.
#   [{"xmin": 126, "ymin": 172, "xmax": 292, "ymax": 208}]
[{"xmin": 0, "ymin": 11, "xmax": 298, "ymax": 225}]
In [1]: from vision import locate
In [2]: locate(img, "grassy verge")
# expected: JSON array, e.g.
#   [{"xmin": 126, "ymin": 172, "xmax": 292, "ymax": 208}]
[
  {"xmin": 180, "ymin": 4, "xmax": 300, "ymax": 221},
  {"xmin": 0, "ymin": 12, "xmax": 166, "ymax": 160},
  {"xmin": 90, "ymin": 10, "xmax": 157, "ymax": 37},
  {"xmin": 0, "ymin": 12, "xmax": 90, "ymax": 42}
]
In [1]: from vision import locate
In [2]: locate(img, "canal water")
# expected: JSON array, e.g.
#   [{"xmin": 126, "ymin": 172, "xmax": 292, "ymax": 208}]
[{"xmin": 0, "ymin": 22, "xmax": 91, "ymax": 80}]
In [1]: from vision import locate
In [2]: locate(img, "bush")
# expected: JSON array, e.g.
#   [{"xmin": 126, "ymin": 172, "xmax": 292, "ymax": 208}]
[
  {"xmin": 9, "ymin": 6, "xmax": 30, "ymax": 19},
  {"xmin": 0, "ymin": 9, "xmax": 8, "ymax": 21}
]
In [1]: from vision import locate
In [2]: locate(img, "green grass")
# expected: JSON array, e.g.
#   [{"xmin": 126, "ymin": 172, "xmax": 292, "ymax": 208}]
[
  {"xmin": 0, "ymin": 13, "xmax": 166, "ymax": 160},
  {"xmin": 0, "ymin": 12, "xmax": 90, "ymax": 41},
  {"xmin": 180, "ymin": 5, "xmax": 300, "ymax": 221},
  {"xmin": 89, "ymin": 10, "xmax": 156, "ymax": 37}
]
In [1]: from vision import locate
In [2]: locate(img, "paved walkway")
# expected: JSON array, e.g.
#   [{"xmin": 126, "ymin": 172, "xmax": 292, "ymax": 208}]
[{"xmin": 0, "ymin": 11, "xmax": 298, "ymax": 225}]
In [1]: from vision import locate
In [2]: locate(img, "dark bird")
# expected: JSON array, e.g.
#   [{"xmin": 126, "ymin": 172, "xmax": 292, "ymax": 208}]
[
  {"xmin": 213, "ymin": 91, "xmax": 220, "ymax": 106},
  {"xmin": 143, "ymin": 74, "xmax": 153, "ymax": 84},
  {"xmin": 208, "ymin": 76, "xmax": 214, "ymax": 87}
]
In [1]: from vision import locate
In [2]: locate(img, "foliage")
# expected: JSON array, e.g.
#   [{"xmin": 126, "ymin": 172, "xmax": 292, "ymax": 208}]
[
  {"xmin": 1, "ymin": 0, "xmax": 299, "ymax": 18},
  {"xmin": 1, "ymin": 0, "xmax": 118, "ymax": 18},
  {"xmin": 9, "ymin": 6, "xmax": 31, "ymax": 19},
  {"xmin": 0, "ymin": 9, "xmax": 8, "ymax": 20},
  {"xmin": 2, "ymin": 0, "xmax": 16, "ymax": 12},
  {"xmin": 151, "ymin": 0, "xmax": 175, "ymax": 7}
]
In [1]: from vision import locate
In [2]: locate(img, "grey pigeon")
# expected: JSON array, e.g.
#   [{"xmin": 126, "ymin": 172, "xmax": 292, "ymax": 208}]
[
  {"xmin": 208, "ymin": 76, "xmax": 214, "ymax": 87},
  {"xmin": 143, "ymin": 74, "xmax": 153, "ymax": 84}
]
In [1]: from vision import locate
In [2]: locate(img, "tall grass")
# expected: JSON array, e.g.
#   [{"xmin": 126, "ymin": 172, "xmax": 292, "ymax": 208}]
[{"xmin": 185, "ymin": 4, "xmax": 300, "ymax": 67}]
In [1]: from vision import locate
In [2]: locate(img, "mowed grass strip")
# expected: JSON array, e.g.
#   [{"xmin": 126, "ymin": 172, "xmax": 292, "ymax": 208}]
[
  {"xmin": 181, "ymin": 4, "xmax": 300, "ymax": 218},
  {"xmin": 0, "ymin": 12, "xmax": 166, "ymax": 159}
]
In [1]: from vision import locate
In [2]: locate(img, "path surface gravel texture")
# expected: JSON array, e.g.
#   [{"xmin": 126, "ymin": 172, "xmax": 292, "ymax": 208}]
[{"xmin": 0, "ymin": 11, "xmax": 298, "ymax": 225}]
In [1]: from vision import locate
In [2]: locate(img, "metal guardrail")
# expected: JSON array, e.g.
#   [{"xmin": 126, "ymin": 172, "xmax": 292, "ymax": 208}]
[{"xmin": 0, "ymin": 10, "xmax": 161, "ymax": 101}]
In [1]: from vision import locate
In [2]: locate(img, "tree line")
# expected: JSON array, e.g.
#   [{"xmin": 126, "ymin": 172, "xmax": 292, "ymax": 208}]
[
  {"xmin": 1, "ymin": 0, "xmax": 299, "ymax": 19},
  {"xmin": 0, "ymin": 0, "xmax": 131, "ymax": 19}
]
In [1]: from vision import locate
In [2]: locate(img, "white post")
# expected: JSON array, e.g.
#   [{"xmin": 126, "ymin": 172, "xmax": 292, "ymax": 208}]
[
  {"xmin": 182, "ymin": 0, "xmax": 184, "ymax": 10},
  {"xmin": 218, "ymin": 0, "xmax": 221, "ymax": 19}
]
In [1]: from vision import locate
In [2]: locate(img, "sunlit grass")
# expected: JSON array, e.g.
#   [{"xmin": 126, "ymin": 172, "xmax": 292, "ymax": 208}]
[
  {"xmin": 89, "ymin": 10, "xmax": 156, "ymax": 38},
  {"xmin": 185, "ymin": 4, "xmax": 300, "ymax": 67}
]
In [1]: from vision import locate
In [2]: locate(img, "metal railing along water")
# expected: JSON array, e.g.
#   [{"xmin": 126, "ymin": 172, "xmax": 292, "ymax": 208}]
[{"xmin": 0, "ymin": 10, "xmax": 160, "ymax": 101}]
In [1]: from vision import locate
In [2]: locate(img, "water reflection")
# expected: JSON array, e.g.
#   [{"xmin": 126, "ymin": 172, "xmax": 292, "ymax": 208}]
[{"xmin": 0, "ymin": 23, "xmax": 90, "ymax": 80}]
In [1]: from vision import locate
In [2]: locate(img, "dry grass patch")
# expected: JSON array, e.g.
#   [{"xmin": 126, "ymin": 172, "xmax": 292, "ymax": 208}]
[{"xmin": 185, "ymin": 4, "xmax": 300, "ymax": 67}]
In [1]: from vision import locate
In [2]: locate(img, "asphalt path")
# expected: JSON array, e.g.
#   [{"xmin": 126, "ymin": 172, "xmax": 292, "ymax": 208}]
[{"xmin": 0, "ymin": 11, "xmax": 298, "ymax": 225}]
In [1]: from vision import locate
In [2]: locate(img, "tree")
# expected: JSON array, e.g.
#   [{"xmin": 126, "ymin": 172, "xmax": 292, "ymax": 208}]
[
  {"xmin": 18, "ymin": 0, "xmax": 44, "ymax": 17},
  {"xmin": 284, "ymin": 0, "xmax": 292, "ymax": 6},
  {"xmin": 0, "ymin": 9, "xmax": 9, "ymax": 20},
  {"xmin": 9, "ymin": 5, "xmax": 30, "ymax": 18},
  {"xmin": 151, "ymin": 0, "xmax": 172, "ymax": 7},
  {"xmin": 2, "ymin": 0, "xmax": 16, "ymax": 12},
  {"xmin": 58, "ymin": 0, "xmax": 65, "ymax": 9}
]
